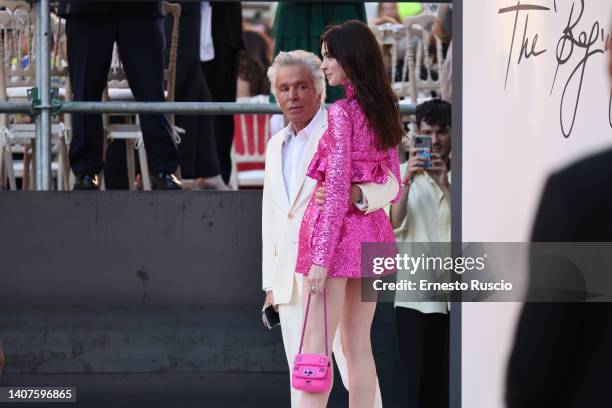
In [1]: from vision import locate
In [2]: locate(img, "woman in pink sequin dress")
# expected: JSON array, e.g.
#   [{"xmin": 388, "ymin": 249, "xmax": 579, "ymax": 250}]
[{"xmin": 295, "ymin": 21, "xmax": 404, "ymax": 407}]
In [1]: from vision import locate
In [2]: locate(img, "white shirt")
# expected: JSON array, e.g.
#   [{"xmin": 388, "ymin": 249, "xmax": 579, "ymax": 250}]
[
  {"xmin": 393, "ymin": 162, "xmax": 451, "ymax": 314},
  {"xmin": 281, "ymin": 108, "xmax": 324, "ymax": 202},
  {"xmin": 200, "ymin": 1, "xmax": 215, "ymax": 62}
]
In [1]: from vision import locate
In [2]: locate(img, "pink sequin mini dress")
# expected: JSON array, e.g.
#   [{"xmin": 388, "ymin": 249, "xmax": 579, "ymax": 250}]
[{"xmin": 295, "ymin": 82, "xmax": 401, "ymax": 278}]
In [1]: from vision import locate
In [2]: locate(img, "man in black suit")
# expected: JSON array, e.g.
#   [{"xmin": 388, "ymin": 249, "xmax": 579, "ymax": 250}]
[
  {"xmin": 507, "ymin": 30, "xmax": 612, "ymax": 407},
  {"xmin": 505, "ymin": 151, "xmax": 612, "ymax": 407},
  {"xmin": 59, "ymin": 0, "xmax": 181, "ymax": 190},
  {"xmin": 201, "ymin": 2, "xmax": 243, "ymax": 185},
  {"xmin": 0, "ymin": 340, "xmax": 4, "ymax": 379},
  {"xmin": 164, "ymin": 1, "xmax": 226, "ymax": 189},
  {"xmin": 506, "ymin": 30, "xmax": 612, "ymax": 400}
]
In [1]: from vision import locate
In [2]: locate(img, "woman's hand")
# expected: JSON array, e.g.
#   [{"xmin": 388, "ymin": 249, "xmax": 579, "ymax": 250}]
[{"xmin": 307, "ymin": 264, "xmax": 328, "ymax": 293}]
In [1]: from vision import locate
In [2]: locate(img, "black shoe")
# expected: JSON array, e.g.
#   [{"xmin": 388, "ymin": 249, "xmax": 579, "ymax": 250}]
[
  {"xmin": 73, "ymin": 173, "xmax": 100, "ymax": 190},
  {"xmin": 151, "ymin": 172, "xmax": 182, "ymax": 190}
]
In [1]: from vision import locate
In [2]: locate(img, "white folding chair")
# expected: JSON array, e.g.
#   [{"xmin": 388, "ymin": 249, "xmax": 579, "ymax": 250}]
[
  {"xmin": 371, "ymin": 22, "xmax": 407, "ymax": 96},
  {"xmin": 0, "ymin": 1, "xmax": 70, "ymax": 190},
  {"xmin": 402, "ymin": 14, "xmax": 445, "ymax": 103}
]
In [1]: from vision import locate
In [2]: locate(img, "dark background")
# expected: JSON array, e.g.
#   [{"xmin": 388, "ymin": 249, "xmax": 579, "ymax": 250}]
[{"xmin": 0, "ymin": 191, "xmax": 408, "ymax": 407}]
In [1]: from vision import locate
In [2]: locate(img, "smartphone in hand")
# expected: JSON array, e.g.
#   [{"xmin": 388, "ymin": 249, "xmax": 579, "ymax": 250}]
[
  {"xmin": 262, "ymin": 304, "xmax": 280, "ymax": 330},
  {"xmin": 415, "ymin": 136, "xmax": 432, "ymax": 169}
]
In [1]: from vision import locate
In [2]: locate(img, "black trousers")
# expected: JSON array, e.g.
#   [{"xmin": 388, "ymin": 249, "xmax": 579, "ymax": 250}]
[
  {"xmin": 396, "ymin": 307, "xmax": 450, "ymax": 408},
  {"xmin": 166, "ymin": 13, "xmax": 220, "ymax": 179},
  {"xmin": 201, "ymin": 44, "xmax": 239, "ymax": 184},
  {"xmin": 66, "ymin": 14, "xmax": 179, "ymax": 176}
]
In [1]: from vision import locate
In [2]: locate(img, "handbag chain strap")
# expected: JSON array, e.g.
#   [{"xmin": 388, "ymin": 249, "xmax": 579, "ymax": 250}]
[{"xmin": 298, "ymin": 288, "xmax": 328, "ymax": 356}]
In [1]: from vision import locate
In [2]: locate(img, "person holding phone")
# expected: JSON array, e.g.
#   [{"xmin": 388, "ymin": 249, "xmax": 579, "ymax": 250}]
[
  {"xmin": 295, "ymin": 21, "xmax": 404, "ymax": 407},
  {"xmin": 389, "ymin": 99, "xmax": 452, "ymax": 408}
]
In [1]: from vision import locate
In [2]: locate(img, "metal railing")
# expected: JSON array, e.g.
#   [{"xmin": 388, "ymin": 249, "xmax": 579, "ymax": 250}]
[
  {"xmin": 35, "ymin": 0, "xmax": 51, "ymax": 190},
  {"xmin": 0, "ymin": 101, "xmax": 416, "ymax": 115},
  {"xmin": 1, "ymin": 1, "xmax": 417, "ymax": 191}
]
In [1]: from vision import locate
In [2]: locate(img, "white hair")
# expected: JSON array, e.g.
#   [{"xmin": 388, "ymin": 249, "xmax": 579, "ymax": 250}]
[{"xmin": 267, "ymin": 50, "xmax": 326, "ymax": 104}]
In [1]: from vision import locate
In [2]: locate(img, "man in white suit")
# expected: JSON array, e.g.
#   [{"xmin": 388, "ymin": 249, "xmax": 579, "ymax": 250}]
[{"xmin": 261, "ymin": 50, "xmax": 399, "ymax": 407}]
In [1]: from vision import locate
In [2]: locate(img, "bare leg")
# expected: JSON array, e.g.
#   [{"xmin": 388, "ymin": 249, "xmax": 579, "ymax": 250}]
[
  {"xmin": 333, "ymin": 329, "xmax": 384, "ymax": 408},
  {"xmin": 340, "ymin": 278, "xmax": 378, "ymax": 408},
  {"xmin": 300, "ymin": 277, "xmax": 347, "ymax": 408}
]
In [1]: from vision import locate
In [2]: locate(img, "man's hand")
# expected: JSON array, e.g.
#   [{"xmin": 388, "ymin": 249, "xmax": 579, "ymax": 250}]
[
  {"xmin": 314, "ymin": 182, "xmax": 363, "ymax": 206},
  {"xmin": 350, "ymin": 185, "xmax": 363, "ymax": 204},
  {"xmin": 403, "ymin": 147, "xmax": 426, "ymax": 185},
  {"xmin": 307, "ymin": 264, "xmax": 328, "ymax": 292},
  {"xmin": 426, "ymin": 153, "xmax": 450, "ymax": 188},
  {"xmin": 263, "ymin": 290, "xmax": 277, "ymax": 312}
]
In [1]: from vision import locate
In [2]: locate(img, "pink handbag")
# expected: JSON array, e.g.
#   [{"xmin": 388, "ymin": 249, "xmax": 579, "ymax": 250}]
[{"xmin": 292, "ymin": 289, "xmax": 332, "ymax": 393}]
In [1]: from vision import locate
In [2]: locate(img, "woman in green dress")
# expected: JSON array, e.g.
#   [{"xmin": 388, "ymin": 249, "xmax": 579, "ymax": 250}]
[{"xmin": 272, "ymin": 2, "xmax": 367, "ymax": 102}]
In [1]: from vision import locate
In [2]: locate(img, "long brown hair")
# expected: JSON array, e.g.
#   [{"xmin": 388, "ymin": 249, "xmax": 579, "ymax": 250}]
[
  {"xmin": 238, "ymin": 31, "xmax": 271, "ymax": 95},
  {"xmin": 320, "ymin": 20, "xmax": 403, "ymax": 150}
]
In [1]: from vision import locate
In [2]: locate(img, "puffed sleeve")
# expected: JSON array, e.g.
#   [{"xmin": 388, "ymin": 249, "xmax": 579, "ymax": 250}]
[
  {"xmin": 310, "ymin": 102, "xmax": 353, "ymax": 268},
  {"xmin": 387, "ymin": 145, "xmax": 402, "ymax": 203}
]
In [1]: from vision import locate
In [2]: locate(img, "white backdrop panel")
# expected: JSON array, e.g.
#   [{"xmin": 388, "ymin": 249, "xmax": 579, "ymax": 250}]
[{"xmin": 463, "ymin": 1, "xmax": 611, "ymax": 407}]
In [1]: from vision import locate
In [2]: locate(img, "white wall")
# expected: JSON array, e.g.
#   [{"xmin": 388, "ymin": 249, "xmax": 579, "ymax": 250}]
[{"xmin": 463, "ymin": 1, "xmax": 612, "ymax": 407}]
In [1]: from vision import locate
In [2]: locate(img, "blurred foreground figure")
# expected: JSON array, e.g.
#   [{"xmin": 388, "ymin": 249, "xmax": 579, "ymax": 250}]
[
  {"xmin": 0, "ymin": 340, "xmax": 4, "ymax": 379},
  {"xmin": 506, "ymin": 29, "xmax": 612, "ymax": 408},
  {"xmin": 506, "ymin": 149, "xmax": 612, "ymax": 407}
]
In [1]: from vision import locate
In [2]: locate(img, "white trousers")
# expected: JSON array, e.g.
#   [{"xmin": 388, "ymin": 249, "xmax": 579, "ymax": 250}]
[{"xmin": 278, "ymin": 274, "xmax": 383, "ymax": 407}]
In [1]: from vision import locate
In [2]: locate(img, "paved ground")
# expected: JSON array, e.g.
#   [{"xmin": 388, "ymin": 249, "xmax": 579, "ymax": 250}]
[{"xmin": 2, "ymin": 372, "xmax": 357, "ymax": 408}]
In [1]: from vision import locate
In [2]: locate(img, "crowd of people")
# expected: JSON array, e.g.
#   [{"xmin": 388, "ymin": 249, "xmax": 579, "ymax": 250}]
[
  {"xmin": 258, "ymin": 3, "xmax": 453, "ymax": 407},
  {"xmin": 23, "ymin": 1, "xmax": 451, "ymax": 193},
  {"xmin": 5, "ymin": 3, "xmax": 612, "ymax": 408},
  {"xmin": 1, "ymin": 2, "xmax": 454, "ymax": 406},
  {"xmin": 260, "ymin": 45, "xmax": 451, "ymax": 404},
  {"xmin": 59, "ymin": 1, "xmax": 454, "ymax": 405}
]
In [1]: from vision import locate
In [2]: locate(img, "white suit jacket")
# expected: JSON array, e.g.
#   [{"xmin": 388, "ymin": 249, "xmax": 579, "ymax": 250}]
[{"xmin": 261, "ymin": 108, "xmax": 400, "ymax": 305}]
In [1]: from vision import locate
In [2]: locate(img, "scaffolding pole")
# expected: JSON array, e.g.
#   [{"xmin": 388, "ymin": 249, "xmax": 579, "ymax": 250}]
[
  {"xmin": 0, "ymin": 101, "xmax": 416, "ymax": 115},
  {"xmin": 35, "ymin": 0, "xmax": 51, "ymax": 191},
  {"xmin": 56, "ymin": 101, "xmax": 416, "ymax": 115},
  {"xmin": 0, "ymin": 102, "xmax": 32, "ymax": 113}
]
